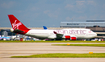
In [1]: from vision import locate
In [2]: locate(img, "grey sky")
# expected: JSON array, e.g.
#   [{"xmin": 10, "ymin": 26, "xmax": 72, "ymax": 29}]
[{"xmin": 0, "ymin": 0, "xmax": 105, "ymax": 27}]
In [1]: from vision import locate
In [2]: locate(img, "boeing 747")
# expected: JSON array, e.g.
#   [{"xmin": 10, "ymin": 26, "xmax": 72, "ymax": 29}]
[{"xmin": 8, "ymin": 15, "xmax": 97, "ymax": 40}]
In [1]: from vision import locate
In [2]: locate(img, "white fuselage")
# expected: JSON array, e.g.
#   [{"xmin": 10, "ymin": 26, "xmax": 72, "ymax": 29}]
[{"xmin": 25, "ymin": 29, "xmax": 97, "ymax": 39}]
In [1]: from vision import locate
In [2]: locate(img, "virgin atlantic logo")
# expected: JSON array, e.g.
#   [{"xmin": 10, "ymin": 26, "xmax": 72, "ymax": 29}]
[{"xmin": 12, "ymin": 20, "xmax": 22, "ymax": 29}]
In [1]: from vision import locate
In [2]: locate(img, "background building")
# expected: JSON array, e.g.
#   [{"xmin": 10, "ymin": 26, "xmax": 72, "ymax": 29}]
[
  {"xmin": 60, "ymin": 20, "xmax": 105, "ymax": 28},
  {"xmin": 0, "ymin": 29, "xmax": 16, "ymax": 36}
]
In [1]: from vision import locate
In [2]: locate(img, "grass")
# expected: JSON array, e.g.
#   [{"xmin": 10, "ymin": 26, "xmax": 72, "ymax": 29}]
[
  {"xmin": 11, "ymin": 53, "xmax": 105, "ymax": 58},
  {"xmin": 52, "ymin": 44, "xmax": 105, "ymax": 47},
  {"xmin": 0, "ymin": 40, "xmax": 105, "ymax": 43}
]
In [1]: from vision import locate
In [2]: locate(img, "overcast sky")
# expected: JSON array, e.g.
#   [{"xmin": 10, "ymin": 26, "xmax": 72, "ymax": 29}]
[{"xmin": 0, "ymin": 0, "xmax": 105, "ymax": 27}]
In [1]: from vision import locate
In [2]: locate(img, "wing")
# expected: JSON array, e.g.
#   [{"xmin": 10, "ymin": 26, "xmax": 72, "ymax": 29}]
[
  {"xmin": 53, "ymin": 31, "xmax": 63, "ymax": 39},
  {"xmin": 53, "ymin": 31, "xmax": 77, "ymax": 40}
]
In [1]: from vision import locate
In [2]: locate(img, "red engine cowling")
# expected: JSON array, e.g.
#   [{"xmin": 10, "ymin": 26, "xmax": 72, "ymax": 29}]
[
  {"xmin": 65, "ymin": 36, "xmax": 70, "ymax": 40},
  {"xmin": 70, "ymin": 37, "xmax": 76, "ymax": 40}
]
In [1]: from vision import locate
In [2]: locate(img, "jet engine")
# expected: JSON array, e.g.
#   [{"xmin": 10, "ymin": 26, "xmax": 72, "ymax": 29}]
[
  {"xmin": 70, "ymin": 37, "xmax": 76, "ymax": 40},
  {"xmin": 65, "ymin": 35, "xmax": 70, "ymax": 40},
  {"xmin": 64, "ymin": 35, "xmax": 77, "ymax": 40}
]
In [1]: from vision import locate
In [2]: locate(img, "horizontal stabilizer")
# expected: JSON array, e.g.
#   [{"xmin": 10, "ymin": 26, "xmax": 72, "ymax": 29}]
[{"xmin": 13, "ymin": 29, "xmax": 24, "ymax": 33}]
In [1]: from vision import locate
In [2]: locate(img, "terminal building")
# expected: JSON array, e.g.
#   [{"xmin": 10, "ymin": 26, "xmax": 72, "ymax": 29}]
[{"xmin": 60, "ymin": 20, "xmax": 105, "ymax": 28}]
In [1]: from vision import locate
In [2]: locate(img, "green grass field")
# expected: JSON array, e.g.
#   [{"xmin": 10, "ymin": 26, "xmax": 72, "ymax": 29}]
[
  {"xmin": 0, "ymin": 40, "xmax": 105, "ymax": 43},
  {"xmin": 11, "ymin": 53, "xmax": 105, "ymax": 58},
  {"xmin": 52, "ymin": 44, "xmax": 105, "ymax": 47}
]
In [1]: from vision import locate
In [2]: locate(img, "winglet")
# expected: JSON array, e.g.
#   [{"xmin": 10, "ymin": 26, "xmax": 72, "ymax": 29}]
[
  {"xmin": 53, "ymin": 31, "xmax": 57, "ymax": 34},
  {"xmin": 43, "ymin": 26, "xmax": 47, "ymax": 30}
]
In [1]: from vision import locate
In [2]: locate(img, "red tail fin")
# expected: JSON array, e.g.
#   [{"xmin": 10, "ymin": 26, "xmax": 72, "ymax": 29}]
[{"xmin": 8, "ymin": 15, "xmax": 29, "ymax": 30}]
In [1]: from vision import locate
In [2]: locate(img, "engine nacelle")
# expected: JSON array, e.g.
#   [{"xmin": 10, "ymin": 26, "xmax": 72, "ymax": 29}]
[
  {"xmin": 64, "ymin": 35, "xmax": 77, "ymax": 40},
  {"xmin": 65, "ymin": 36, "xmax": 70, "ymax": 40},
  {"xmin": 70, "ymin": 37, "xmax": 76, "ymax": 40}
]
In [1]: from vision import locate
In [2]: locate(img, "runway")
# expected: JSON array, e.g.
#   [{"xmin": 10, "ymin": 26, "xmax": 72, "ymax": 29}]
[{"xmin": 0, "ymin": 43, "xmax": 105, "ymax": 62}]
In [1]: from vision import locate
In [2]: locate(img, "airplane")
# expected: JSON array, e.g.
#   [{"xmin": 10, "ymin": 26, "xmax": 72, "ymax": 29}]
[{"xmin": 8, "ymin": 14, "xmax": 97, "ymax": 40}]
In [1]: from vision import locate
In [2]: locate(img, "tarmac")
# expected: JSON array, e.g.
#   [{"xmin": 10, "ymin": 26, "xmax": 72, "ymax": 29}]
[{"xmin": 0, "ymin": 43, "xmax": 105, "ymax": 62}]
